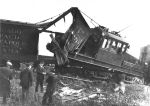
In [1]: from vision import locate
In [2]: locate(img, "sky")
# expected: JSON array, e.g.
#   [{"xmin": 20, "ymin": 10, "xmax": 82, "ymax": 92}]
[{"xmin": 0, "ymin": 0, "xmax": 150, "ymax": 58}]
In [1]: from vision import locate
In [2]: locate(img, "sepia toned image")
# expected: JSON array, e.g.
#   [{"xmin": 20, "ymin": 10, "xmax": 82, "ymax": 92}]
[{"xmin": 0, "ymin": 0, "xmax": 150, "ymax": 106}]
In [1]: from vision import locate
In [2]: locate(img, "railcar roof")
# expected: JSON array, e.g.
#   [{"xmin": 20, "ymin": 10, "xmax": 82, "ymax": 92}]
[
  {"xmin": 0, "ymin": 19, "xmax": 36, "ymax": 27},
  {"xmin": 105, "ymin": 32, "xmax": 128, "ymax": 44}
]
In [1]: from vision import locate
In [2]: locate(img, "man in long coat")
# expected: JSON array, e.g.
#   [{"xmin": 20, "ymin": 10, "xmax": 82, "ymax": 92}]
[
  {"xmin": 0, "ymin": 61, "xmax": 13, "ymax": 104},
  {"xmin": 35, "ymin": 61, "xmax": 45, "ymax": 93},
  {"xmin": 19, "ymin": 63, "xmax": 33, "ymax": 104},
  {"xmin": 42, "ymin": 65, "xmax": 59, "ymax": 106}
]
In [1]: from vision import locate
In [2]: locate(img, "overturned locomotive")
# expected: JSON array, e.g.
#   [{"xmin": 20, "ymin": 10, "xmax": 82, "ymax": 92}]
[
  {"xmin": 37, "ymin": 7, "xmax": 144, "ymax": 83},
  {"xmin": 0, "ymin": 7, "xmax": 146, "ymax": 83}
]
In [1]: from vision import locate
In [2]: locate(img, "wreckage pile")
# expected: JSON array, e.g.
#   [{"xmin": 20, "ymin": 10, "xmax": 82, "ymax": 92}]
[
  {"xmin": 52, "ymin": 76, "xmax": 150, "ymax": 106},
  {"xmin": 2, "ymin": 76, "xmax": 150, "ymax": 106}
]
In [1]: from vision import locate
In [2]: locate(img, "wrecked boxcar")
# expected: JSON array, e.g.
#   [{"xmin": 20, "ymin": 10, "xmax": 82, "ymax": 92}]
[{"xmin": 0, "ymin": 19, "xmax": 39, "ymax": 67}]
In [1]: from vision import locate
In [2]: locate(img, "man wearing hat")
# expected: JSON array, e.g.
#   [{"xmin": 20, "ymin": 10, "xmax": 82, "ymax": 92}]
[
  {"xmin": 19, "ymin": 63, "xmax": 33, "ymax": 104},
  {"xmin": 35, "ymin": 61, "xmax": 45, "ymax": 93},
  {"xmin": 0, "ymin": 60, "xmax": 13, "ymax": 104},
  {"xmin": 42, "ymin": 64, "xmax": 59, "ymax": 106}
]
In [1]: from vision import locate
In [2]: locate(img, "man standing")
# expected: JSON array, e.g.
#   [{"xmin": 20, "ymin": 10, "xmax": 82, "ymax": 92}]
[
  {"xmin": 19, "ymin": 63, "xmax": 33, "ymax": 104},
  {"xmin": 42, "ymin": 64, "xmax": 58, "ymax": 106},
  {"xmin": 35, "ymin": 61, "xmax": 45, "ymax": 93},
  {"xmin": 0, "ymin": 60, "xmax": 13, "ymax": 104}
]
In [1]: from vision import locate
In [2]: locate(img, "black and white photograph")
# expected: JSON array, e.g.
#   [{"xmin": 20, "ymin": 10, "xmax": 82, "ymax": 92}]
[{"xmin": 0, "ymin": 0, "xmax": 150, "ymax": 106}]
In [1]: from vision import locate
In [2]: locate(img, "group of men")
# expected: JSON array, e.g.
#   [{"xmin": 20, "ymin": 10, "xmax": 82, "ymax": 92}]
[
  {"xmin": 0, "ymin": 60, "xmax": 58, "ymax": 106},
  {"xmin": 34, "ymin": 61, "xmax": 58, "ymax": 105}
]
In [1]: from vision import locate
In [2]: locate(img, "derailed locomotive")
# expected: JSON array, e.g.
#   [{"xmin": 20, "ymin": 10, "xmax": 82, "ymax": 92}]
[
  {"xmin": 0, "ymin": 7, "xmax": 146, "ymax": 83},
  {"xmin": 37, "ymin": 7, "xmax": 144, "ymax": 83}
]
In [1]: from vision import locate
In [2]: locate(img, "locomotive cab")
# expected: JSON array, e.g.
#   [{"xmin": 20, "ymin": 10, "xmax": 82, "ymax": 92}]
[
  {"xmin": 78, "ymin": 28, "xmax": 130, "ymax": 60},
  {"xmin": 101, "ymin": 32, "xmax": 129, "ymax": 54}
]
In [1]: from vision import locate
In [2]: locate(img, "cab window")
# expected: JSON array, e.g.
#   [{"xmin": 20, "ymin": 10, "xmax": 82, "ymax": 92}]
[{"xmin": 101, "ymin": 38, "xmax": 128, "ymax": 54}]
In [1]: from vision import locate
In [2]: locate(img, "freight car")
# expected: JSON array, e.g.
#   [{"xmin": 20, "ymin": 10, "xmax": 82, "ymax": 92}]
[{"xmin": 0, "ymin": 19, "xmax": 39, "ymax": 67}]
